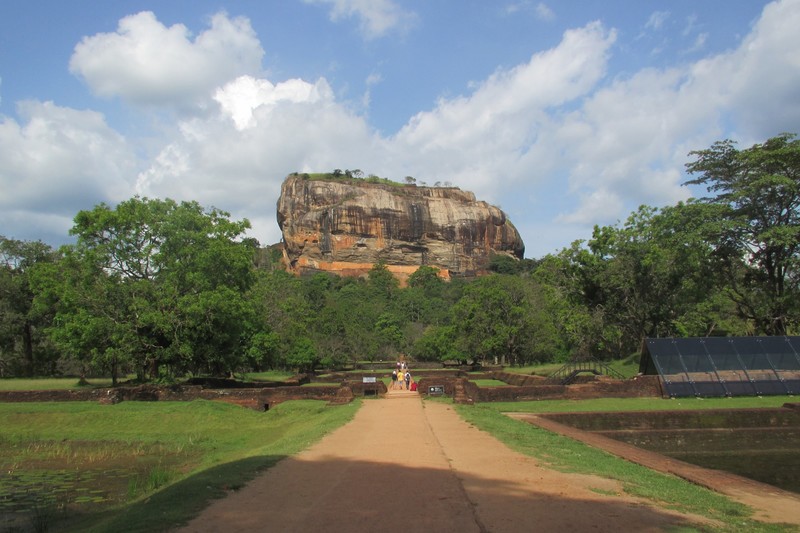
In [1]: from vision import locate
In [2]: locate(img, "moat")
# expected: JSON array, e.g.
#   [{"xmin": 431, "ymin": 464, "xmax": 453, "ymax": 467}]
[{"xmin": 539, "ymin": 407, "xmax": 800, "ymax": 494}]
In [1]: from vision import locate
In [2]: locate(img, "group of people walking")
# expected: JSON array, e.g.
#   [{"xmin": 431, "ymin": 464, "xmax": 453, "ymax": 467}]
[{"xmin": 390, "ymin": 360, "xmax": 415, "ymax": 391}]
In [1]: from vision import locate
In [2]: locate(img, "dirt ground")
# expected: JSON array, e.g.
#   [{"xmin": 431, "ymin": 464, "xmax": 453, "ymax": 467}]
[{"xmin": 179, "ymin": 393, "xmax": 799, "ymax": 532}]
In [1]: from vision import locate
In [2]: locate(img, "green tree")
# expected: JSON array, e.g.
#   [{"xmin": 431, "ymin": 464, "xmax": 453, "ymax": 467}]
[
  {"xmin": 0, "ymin": 237, "xmax": 59, "ymax": 376},
  {"xmin": 286, "ymin": 336, "xmax": 317, "ymax": 373},
  {"xmin": 247, "ymin": 270, "xmax": 310, "ymax": 370},
  {"xmin": 51, "ymin": 197, "xmax": 254, "ymax": 381},
  {"xmin": 367, "ymin": 261, "xmax": 398, "ymax": 301},
  {"xmin": 685, "ymin": 133, "xmax": 800, "ymax": 334},
  {"xmin": 451, "ymin": 275, "xmax": 554, "ymax": 366},
  {"xmin": 592, "ymin": 203, "xmax": 723, "ymax": 351},
  {"xmin": 31, "ymin": 248, "xmax": 139, "ymax": 384},
  {"xmin": 532, "ymin": 200, "xmax": 730, "ymax": 359}
]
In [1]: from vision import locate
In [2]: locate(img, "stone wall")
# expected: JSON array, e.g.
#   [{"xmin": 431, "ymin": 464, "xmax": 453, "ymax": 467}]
[{"xmin": 0, "ymin": 383, "xmax": 350, "ymax": 411}]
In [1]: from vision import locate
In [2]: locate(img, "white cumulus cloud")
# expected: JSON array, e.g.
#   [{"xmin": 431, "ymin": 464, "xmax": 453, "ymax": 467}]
[
  {"xmin": 0, "ymin": 101, "xmax": 135, "ymax": 241},
  {"xmin": 69, "ymin": 11, "xmax": 264, "ymax": 107},
  {"xmin": 135, "ymin": 74, "xmax": 376, "ymax": 246},
  {"xmin": 391, "ymin": 22, "xmax": 617, "ymax": 199},
  {"xmin": 213, "ymin": 75, "xmax": 333, "ymax": 130}
]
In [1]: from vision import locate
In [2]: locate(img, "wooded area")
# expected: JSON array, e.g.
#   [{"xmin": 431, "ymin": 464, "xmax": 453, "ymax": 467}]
[{"xmin": 2, "ymin": 134, "xmax": 799, "ymax": 381}]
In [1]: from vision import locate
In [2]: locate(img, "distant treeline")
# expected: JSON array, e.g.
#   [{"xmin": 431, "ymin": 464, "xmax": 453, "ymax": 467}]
[{"xmin": 2, "ymin": 134, "xmax": 798, "ymax": 382}]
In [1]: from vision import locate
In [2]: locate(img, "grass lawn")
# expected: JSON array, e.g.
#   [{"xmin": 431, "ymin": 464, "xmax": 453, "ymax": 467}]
[
  {"xmin": 241, "ymin": 370, "xmax": 296, "ymax": 382},
  {"xmin": 0, "ymin": 377, "xmax": 117, "ymax": 390},
  {"xmin": 453, "ymin": 395, "xmax": 797, "ymax": 532},
  {"xmin": 487, "ymin": 395, "xmax": 793, "ymax": 413},
  {"xmin": 469, "ymin": 379, "xmax": 509, "ymax": 387},
  {"xmin": 0, "ymin": 399, "xmax": 359, "ymax": 532}
]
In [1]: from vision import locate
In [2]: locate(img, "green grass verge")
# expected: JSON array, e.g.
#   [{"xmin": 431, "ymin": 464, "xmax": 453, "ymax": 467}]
[
  {"xmin": 453, "ymin": 398, "xmax": 797, "ymax": 532},
  {"xmin": 487, "ymin": 395, "xmax": 793, "ymax": 413},
  {"xmin": 0, "ymin": 377, "xmax": 117, "ymax": 390},
  {"xmin": 241, "ymin": 370, "xmax": 296, "ymax": 382},
  {"xmin": 0, "ymin": 399, "xmax": 359, "ymax": 532},
  {"xmin": 470, "ymin": 379, "xmax": 509, "ymax": 387}
]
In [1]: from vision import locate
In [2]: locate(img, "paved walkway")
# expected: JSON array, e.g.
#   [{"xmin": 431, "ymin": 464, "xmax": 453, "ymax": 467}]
[{"xmin": 179, "ymin": 396, "xmax": 717, "ymax": 532}]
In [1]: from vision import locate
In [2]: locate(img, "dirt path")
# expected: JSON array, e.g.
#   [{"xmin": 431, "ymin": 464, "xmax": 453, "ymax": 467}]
[{"xmin": 178, "ymin": 395, "xmax": 781, "ymax": 532}]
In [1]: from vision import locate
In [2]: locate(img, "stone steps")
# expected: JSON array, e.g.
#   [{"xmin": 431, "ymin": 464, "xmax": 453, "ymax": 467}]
[{"xmin": 384, "ymin": 389, "xmax": 419, "ymax": 399}]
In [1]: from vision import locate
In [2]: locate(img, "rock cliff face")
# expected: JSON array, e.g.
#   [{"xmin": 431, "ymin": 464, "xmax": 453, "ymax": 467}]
[{"xmin": 277, "ymin": 174, "xmax": 524, "ymax": 280}]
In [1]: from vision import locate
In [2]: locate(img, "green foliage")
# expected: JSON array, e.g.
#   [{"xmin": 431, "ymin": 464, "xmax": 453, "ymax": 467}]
[
  {"xmin": 0, "ymin": 237, "xmax": 59, "ymax": 376},
  {"xmin": 10, "ymin": 136, "xmax": 800, "ymax": 379},
  {"xmin": 685, "ymin": 133, "xmax": 800, "ymax": 335},
  {"xmin": 35, "ymin": 197, "xmax": 254, "ymax": 382},
  {"xmin": 412, "ymin": 325, "xmax": 459, "ymax": 362},
  {"xmin": 535, "ymin": 199, "xmax": 739, "ymax": 358},
  {"xmin": 451, "ymin": 275, "xmax": 561, "ymax": 365}
]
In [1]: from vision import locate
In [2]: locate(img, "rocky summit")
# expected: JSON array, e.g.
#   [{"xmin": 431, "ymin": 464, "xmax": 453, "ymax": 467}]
[{"xmin": 276, "ymin": 173, "xmax": 525, "ymax": 281}]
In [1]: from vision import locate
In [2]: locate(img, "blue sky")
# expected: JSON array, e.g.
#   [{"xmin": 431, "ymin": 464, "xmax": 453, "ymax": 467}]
[{"xmin": 2, "ymin": 0, "xmax": 799, "ymax": 258}]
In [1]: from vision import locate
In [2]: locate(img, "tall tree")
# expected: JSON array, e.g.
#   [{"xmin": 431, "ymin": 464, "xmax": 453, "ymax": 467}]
[
  {"xmin": 685, "ymin": 133, "xmax": 800, "ymax": 334},
  {"xmin": 451, "ymin": 275, "xmax": 556, "ymax": 366},
  {"xmin": 0, "ymin": 237, "xmax": 59, "ymax": 376},
  {"xmin": 52, "ymin": 197, "xmax": 254, "ymax": 381}
]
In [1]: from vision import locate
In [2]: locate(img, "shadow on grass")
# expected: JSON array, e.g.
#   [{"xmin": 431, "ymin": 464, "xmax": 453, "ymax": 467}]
[{"xmin": 59, "ymin": 455, "xmax": 287, "ymax": 533}]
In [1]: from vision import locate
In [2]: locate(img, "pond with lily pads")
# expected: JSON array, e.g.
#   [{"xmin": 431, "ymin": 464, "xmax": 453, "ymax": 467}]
[{"xmin": 0, "ymin": 440, "xmax": 191, "ymax": 531}]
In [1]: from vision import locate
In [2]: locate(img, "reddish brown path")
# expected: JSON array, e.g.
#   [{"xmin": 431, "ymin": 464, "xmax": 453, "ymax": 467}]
[{"xmin": 178, "ymin": 393, "xmax": 733, "ymax": 532}]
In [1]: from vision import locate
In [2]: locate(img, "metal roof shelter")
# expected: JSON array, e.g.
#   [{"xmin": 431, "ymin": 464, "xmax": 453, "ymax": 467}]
[{"xmin": 640, "ymin": 336, "xmax": 800, "ymax": 397}]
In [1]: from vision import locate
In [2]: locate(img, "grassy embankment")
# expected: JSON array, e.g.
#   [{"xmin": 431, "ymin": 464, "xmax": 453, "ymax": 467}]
[
  {"xmin": 454, "ymin": 395, "xmax": 796, "ymax": 532},
  {"xmin": 0, "ymin": 371, "xmax": 296, "ymax": 391},
  {"xmin": 0, "ymin": 378, "xmax": 118, "ymax": 390},
  {"xmin": 0, "ymin": 399, "xmax": 359, "ymax": 532}
]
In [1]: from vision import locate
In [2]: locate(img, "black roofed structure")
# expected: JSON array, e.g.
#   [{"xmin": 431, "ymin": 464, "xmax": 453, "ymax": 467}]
[{"xmin": 640, "ymin": 336, "xmax": 800, "ymax": 398}]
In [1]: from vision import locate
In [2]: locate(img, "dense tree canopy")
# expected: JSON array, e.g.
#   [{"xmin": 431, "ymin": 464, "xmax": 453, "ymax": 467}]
[
  {"xmin": 0, "ymin": 237, "xmax": 59, "ymax": 376},
  {"xmin": 33, "ymin": 198, "xmax": 255, "ymax": 383},
  {"xmin": 685, "ymin": 133, "xmax": 800, "ymax": 335},
  {"xmin": 2, "ymin": 134, "xmax": 797, "ymax": 379}
]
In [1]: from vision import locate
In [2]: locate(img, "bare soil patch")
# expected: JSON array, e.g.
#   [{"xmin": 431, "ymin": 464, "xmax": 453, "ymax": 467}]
[{"xmin": 179, "ymin": 395, "xmax": 728, "ymax": 532}]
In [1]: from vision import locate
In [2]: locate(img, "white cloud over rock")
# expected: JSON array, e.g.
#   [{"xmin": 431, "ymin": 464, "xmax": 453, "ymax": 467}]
[
  {"xmin": 69, "ymin": 11, "xmax": 264, "ymax": 107},
  {"xmin": 391, "ymin": 22, "xmax": 617, "ymax": 199},
  {"xmin": 135, "ymin": 74, "xmax": 377, "ymax": 245},
  {"xmin": 213, "ymin": 75, "xmax": 333, "ymax": 131}
]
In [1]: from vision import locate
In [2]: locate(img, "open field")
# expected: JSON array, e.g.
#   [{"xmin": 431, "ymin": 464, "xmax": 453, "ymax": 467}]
[
  {"xmin": 0, "ymin": 378, "xmax": 118, "ymax": 391},
  {"xmin": 0, "ymin": 399, "xmax": 359, "ymax": 532}
]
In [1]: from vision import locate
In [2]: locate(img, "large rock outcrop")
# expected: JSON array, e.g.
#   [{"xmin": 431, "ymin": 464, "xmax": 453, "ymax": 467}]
[{"xmin": 277, "ymin": 174, "xmax": 524, "ymax": 280}]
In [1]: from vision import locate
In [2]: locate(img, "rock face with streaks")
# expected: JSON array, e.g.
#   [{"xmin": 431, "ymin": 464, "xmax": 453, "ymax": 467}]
[{"xmin": 277, "ymin": 174, "xmax": 524, "ymax": 280}]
